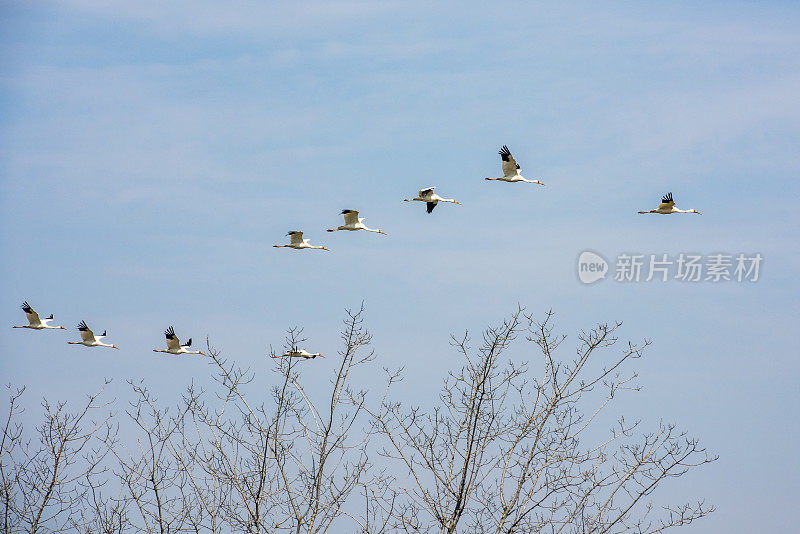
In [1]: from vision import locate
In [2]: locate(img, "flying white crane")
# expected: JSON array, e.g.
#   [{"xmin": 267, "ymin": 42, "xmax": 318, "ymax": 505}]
[
  {"xmin": 13, "ymin": 302, "xmax": 66, "ymax": 330},
  {"xmin": 273, "ymin": 348, "xmax": 324, "ymax": 359},
  {"xmin": 68, "ymin": 321, "xmax": 119, "ymax": 349},
  {"xmin": 153, "ymin": 326, "xmax": 205, "ymax": 356},
  {"xmin": 404, "ymin": 187, "xmax": 461, "ymax": 213},
  {"xmin": 638, "ymin": 192, "xmax": 702, "ymax": 215},
  {"xmin": 273, "ymin": 231, "xmax": 330, "ymax": 251},
  {"xmin": 485, "ymin": 145, "xmax": 545, "ymax": 185},
  {"xmin": 327, "ymin": 210, "xmax": 387, "ymax": 235}
]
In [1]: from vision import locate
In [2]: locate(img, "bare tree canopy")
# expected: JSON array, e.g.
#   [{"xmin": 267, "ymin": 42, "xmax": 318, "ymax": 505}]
[
  {"xmin": 1, "ymin": 306, "xmax": 715, "ymax": 533},
  {"xmin": 362, "ymin": 308, "xmax": 716, "ymax": 534}
]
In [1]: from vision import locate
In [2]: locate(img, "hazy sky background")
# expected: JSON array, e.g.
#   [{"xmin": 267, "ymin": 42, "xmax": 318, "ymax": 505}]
[{"xmin": 1, "ymin": 1, "xmax": 798, "ymax": 531}]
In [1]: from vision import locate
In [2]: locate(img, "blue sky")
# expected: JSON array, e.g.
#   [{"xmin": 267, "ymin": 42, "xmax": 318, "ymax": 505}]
[{"xmin": 1, "ymin": 1, "xmax": 799, "ymax": 531}]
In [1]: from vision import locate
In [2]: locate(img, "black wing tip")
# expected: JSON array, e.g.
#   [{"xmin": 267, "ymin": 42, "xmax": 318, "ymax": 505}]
[
  {"xmin": 165, "ymin": 326, "xmax": 176, "ymax": 338},
  {"xmin": 46, "ymin": 314, "xmax": 54, "ymax": 320},
  {"xmin": 77, "ymin": 320, "xmax": 88, "ymax": 330},
  {"xmin": 662, "ymin": 192, "xmax": 674, "ymax": 203},
  {"xmin": 183, "ymin": 338, "xmax": 192, "ymax": 347},
  {"xmin": 341, "ymin": 209, "xmax": 356, "ymax": 214},
  {"xmin": 101, "ymin": 330, "xmax": 106, "ymax": 337},
  {"xmin": 426, "ymin": 202, "xmax": 436, "ymax": 213},
  {"xmin": 21, "ymin": 301, "xmax": 33, "ymax": 312},
  {"xmin": 287, "ymin": 230, "xmax": 301, "ymax": 235}
]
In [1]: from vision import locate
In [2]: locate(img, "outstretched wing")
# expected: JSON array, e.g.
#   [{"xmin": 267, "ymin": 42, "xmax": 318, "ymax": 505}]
[
  {"xmin": 342, "ymin": 209, "xmax": 359, "ymax": 226},
  {"xmin": 21, "ymin": 301, "xmax": 42, "ymax": 326},
  {"xmin": 77, "ymin": 321, "xmax": 95, "ymax": 342},
  {"xmin": 499, "ymin": 145, "xmax": 520, "ymax": 177},
  {"xmin": 287, "ymin": 231, "xmax": 304, "ymax": 245},
  {"xmin": 658, "ymin": 192, "xmax": 675, "ymax": 210},
  {"xmin": 426, "ymin": 202, "xmax": 437, "ymax": 213},
  {"xmin": 418, "ymin": 187, "xmax": 435, "ymax": 198},
  {"xmin": 165, "ymin": 326, "xmax": 180, "ymax": 350},
  {"xmin": 182, "ymin": 338, "xmax": 192, "ymax": 348}
]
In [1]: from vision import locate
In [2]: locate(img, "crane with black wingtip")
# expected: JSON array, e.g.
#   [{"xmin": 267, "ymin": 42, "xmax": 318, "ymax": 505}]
[
  {"xmin": 68, "ymin": 321, "xmax": 119, "ymax": 349},
  {"xmin": 273, "ymin": 348, "xmax": 324, "ymax": 359},
  {"xmin": 485, "ymin": 145, "xmax": 545, "ymax": 185},
  {"xmin": 13, "ymin": 302, "xmax": 66, "ymax": 330},
  {"xmin": 638, "ymin": 192, "xmax": 702, "ymax": 215},
  {"xmin": 273, "ymin": 231, "xmax": 330, "ymax": 251},
  {"xmin": 404, "ymin": 187, "xmax": 461, "ymax": 213},
  {"xmin": 327, "ymin": 210, "xmax": 387, "ymax": 235},
  {"xmin": 153, "ymin": 326, "xmax": 205, "ymax": 355}
]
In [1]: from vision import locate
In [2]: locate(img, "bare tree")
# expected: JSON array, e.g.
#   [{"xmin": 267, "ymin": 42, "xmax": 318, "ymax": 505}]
[
  {"xmin": 103, "ymin": 380, "xmax": 198, "ymax": 534},
  {"xmin": 0, "ymin": 382, "xmax": 115, "ymax": 533},
  {"xmin": 97, "ymin": 304, "xmax": 377, "ymax": 533},
  {"xmin": 363, "ymin": 308, "xmax": 716, "ymax": 534},
  {"xmin": 191, "ymin": 304, "xmax": 375, "ymax": 533}
]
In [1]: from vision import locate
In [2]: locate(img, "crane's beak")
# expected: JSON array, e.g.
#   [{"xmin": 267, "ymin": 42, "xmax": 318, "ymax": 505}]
[
  {"xmin": 113, "ymin": 345, "xmax": 120, "ymax": 350},
  {"xmin": 379, "ymin": 230, "xmax": 388, "ymax": 236},
  {"xmin": 60, "ymin": 326, "xmax": 67, "ymax": 329},
  {"xmin": 322, "ymin": 247, "xmax": 331, "ymax": 251},
  {"xmin": 403, "ymin": 199, "xmax": 412, "ymax": 202}
]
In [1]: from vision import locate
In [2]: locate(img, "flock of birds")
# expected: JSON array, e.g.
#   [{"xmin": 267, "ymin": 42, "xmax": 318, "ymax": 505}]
[
  {"xmin": 271, "ymin": 146, "xmax": 700, "ymax": 252},
  {"xmin": 13, "ymin": 146, "xmax": 702, "ymax": 358},
  {"xmin": 12, "ymin": 302, "xmax": 318, "ymax": 358}
]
